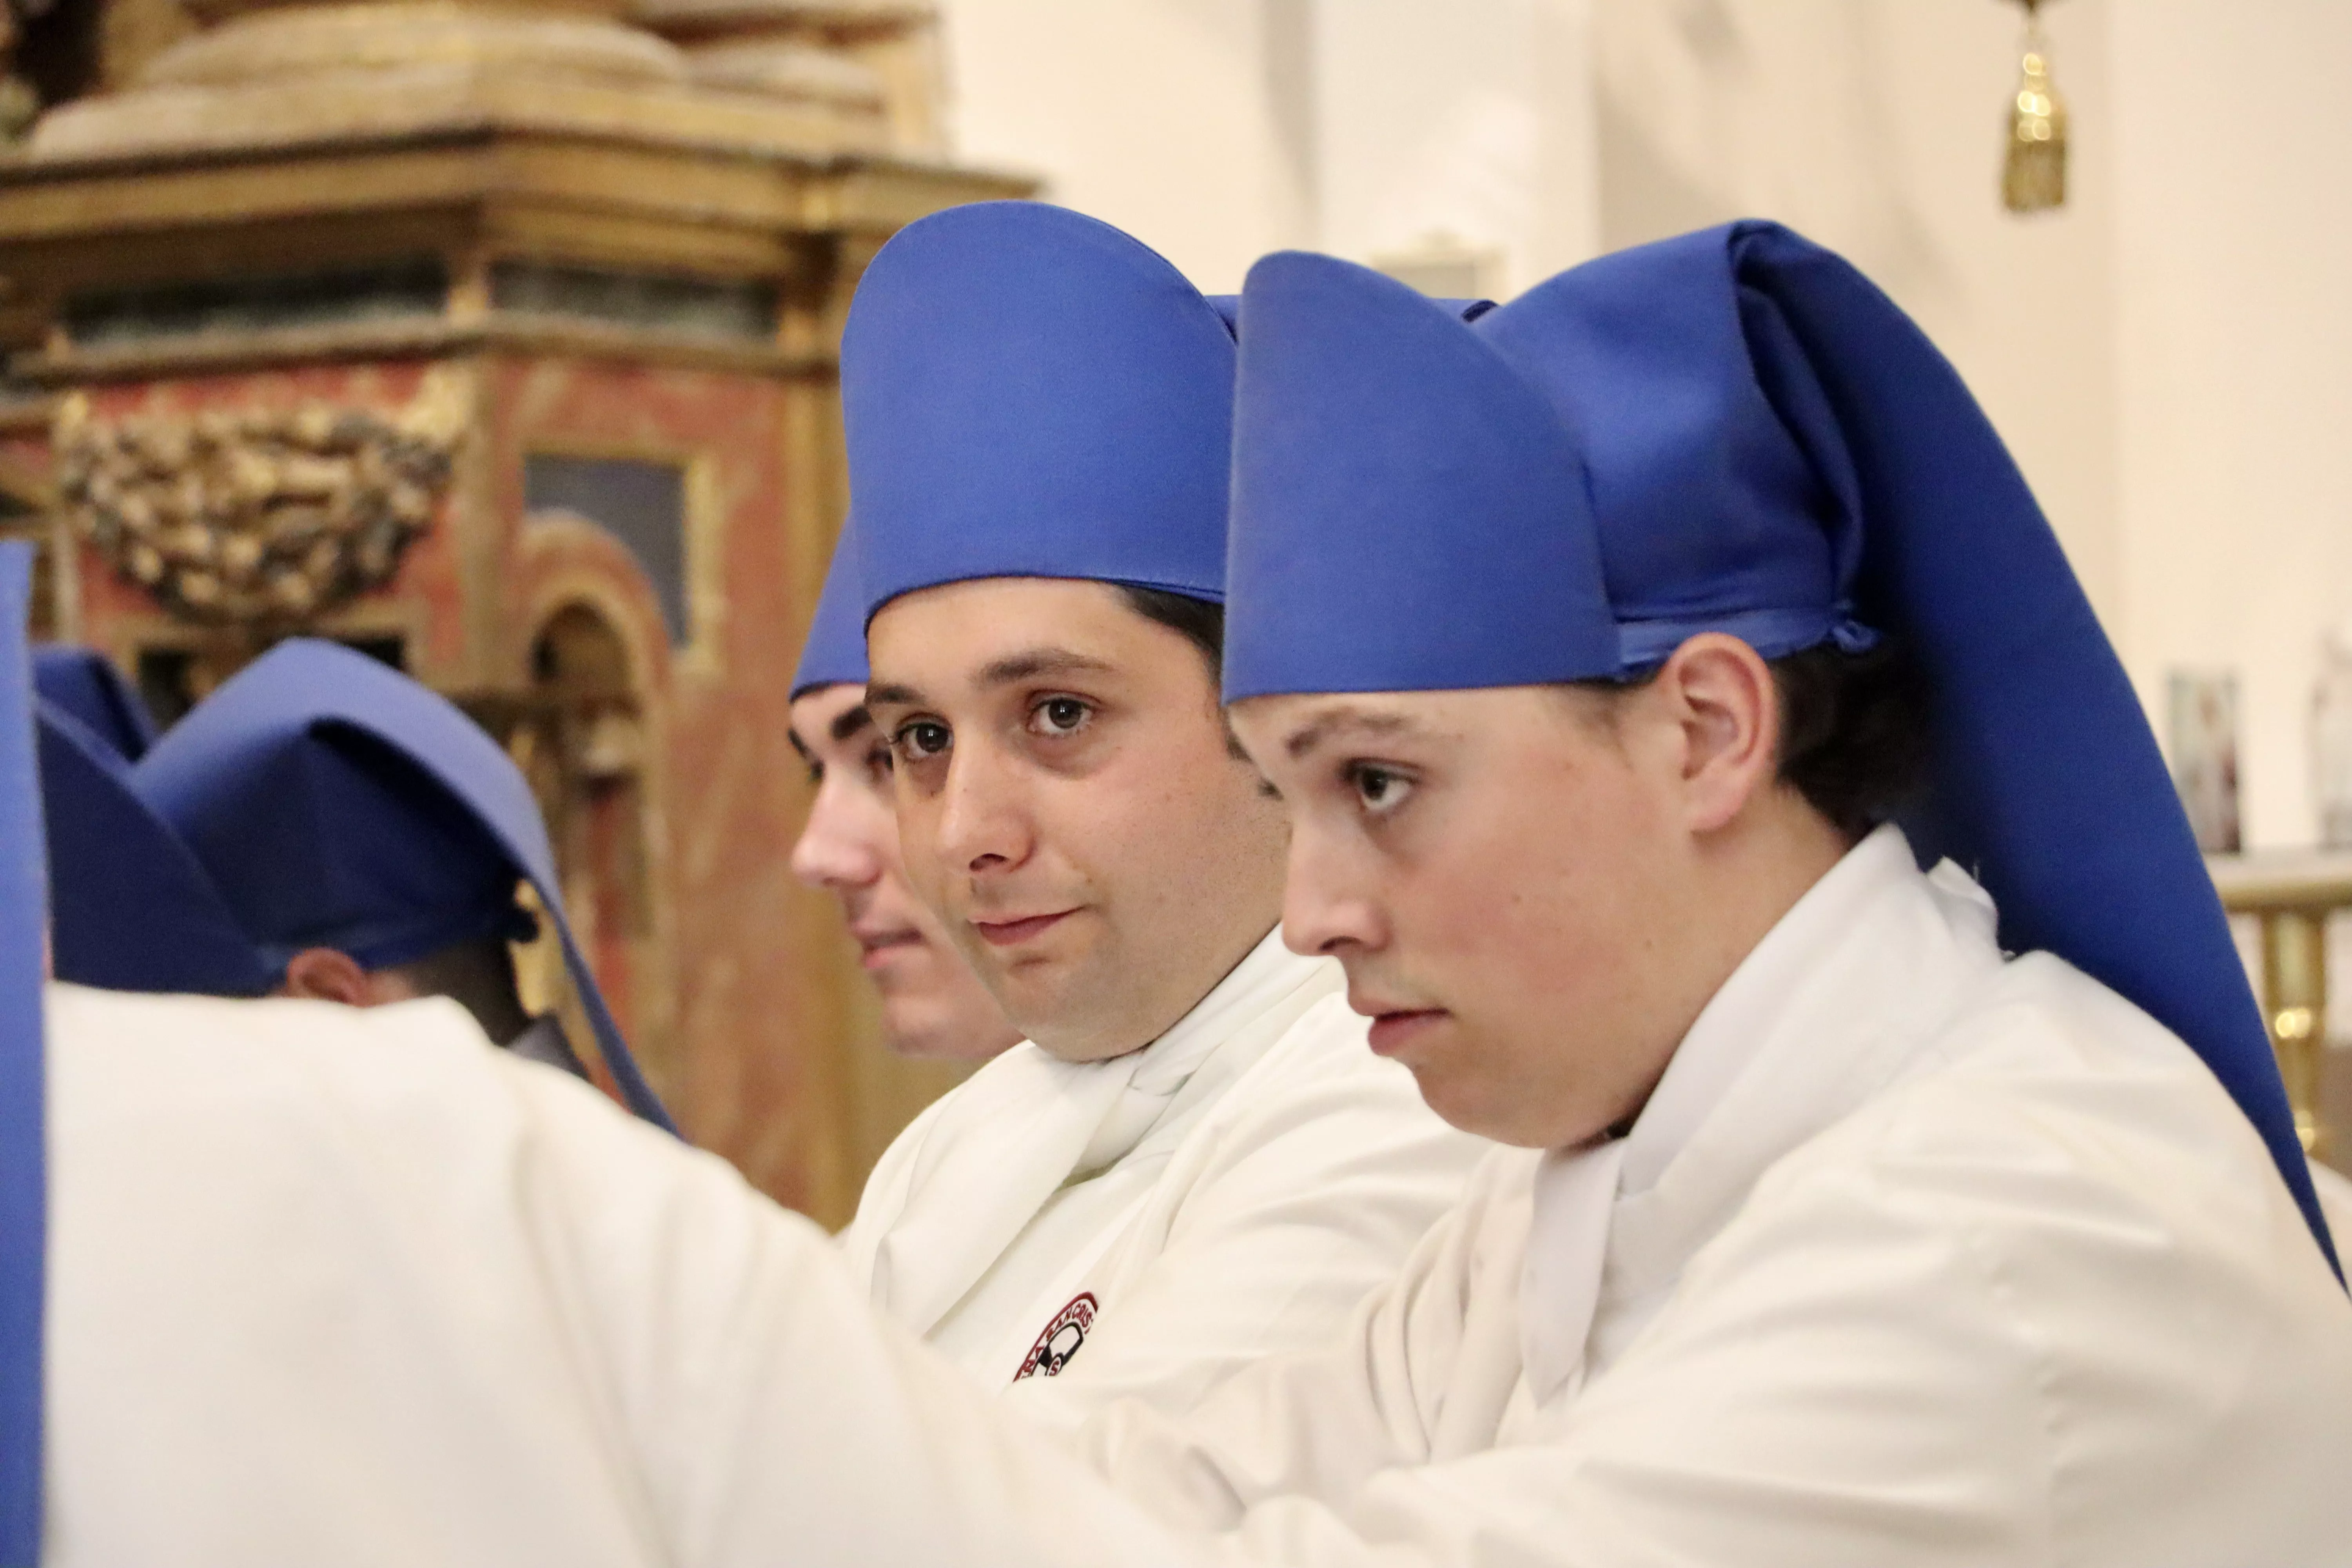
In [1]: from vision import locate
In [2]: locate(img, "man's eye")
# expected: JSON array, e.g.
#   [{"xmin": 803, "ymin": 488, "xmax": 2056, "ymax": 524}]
[
  {"xmin": 894, "ymin": 720, "xmax": 952, "ymax": 760},
  {"xmin": 1030, "ymin": 697, "xmax": 1091, "ymax": 737},
  {"xmin": 803, "ymin": 758, "xmax": 825, "ymax": 786},
  {"xmin": 1348, "ymin": 764, "xmax": 1414, "ymax": 815},
  {"xmin": 864, "ymin": 743, "xmax": 894, "ymax": 783}
]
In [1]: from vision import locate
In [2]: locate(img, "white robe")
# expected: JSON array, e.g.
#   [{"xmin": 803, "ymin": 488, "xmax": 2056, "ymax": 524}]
[
  {"xmin": 44, "ymin": 829, "xmax": 2352, "ymax": 1564},
  {"xmin": 839, "ymin": 929, "xmax": 1486, "ymax": 1425},
  {"xmin": 1074, "ymin": 830, "xmax": 2352, "ymax": 1563}
]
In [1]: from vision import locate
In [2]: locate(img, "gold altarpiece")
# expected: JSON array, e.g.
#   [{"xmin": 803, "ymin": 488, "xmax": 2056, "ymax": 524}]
[{"xmin": 0, "ymin": 0, "xmax": 1024, "ymax": 1223}]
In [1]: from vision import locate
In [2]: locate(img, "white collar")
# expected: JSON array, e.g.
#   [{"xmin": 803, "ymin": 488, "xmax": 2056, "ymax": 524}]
[
  {"xmin": 1072, "ymin": 926, "xmax": 1338, "ymax": 1173},
  {"xmin": 1621, "ymin": 824, "xmax": 1926, "ymax": 1195},
  {"xmin": 1523, "ymin": 825, "xmax": 2006, "ymax": 1402},
  {"xmin": 1128, "ymin": 925, "xmax": 1332, "ymax": 1094}
]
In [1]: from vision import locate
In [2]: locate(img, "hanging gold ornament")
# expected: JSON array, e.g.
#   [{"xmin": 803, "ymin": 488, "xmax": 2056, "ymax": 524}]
[{"xmin": 2002, "ymin": 0, "xmax": 2068, "ymax": 212}]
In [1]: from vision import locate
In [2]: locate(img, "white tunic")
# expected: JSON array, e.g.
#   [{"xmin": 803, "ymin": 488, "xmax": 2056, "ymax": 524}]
[
  {"xmin": 1072, "ymin": 828, "xmax": 2352, "ymax": 1564},
  {"xmin": 839, "ymin": 929, "xmax": 1486, "ymax": 1425},
  {"xmin": 44, "ymin": 829, "xmax": 2352, "ymax": 1564}
]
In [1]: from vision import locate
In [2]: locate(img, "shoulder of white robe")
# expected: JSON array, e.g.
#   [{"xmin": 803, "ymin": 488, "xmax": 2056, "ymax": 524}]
[{"xmin": 0, "ymin": 540, "xmax": 48, "ymax": 1565}]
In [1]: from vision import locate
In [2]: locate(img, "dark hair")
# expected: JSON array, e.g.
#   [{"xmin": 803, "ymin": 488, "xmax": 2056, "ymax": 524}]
[
  {"xmin": 1768, "ymin": 640, "xmax": 1931, "ymax": 842},
  {"xmin": 1577, "ymin": 638, "xmax": 1929, "ymax": 844},
  {"xmin": 381, "ymin": 935, "xmax": 532, "ymax": 1046},
  {"xmin": 1116, "ymin": 585, "xmax": 1224, "ymax": 681}
]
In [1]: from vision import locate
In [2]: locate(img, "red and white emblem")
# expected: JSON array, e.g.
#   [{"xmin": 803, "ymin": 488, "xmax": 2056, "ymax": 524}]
[{"xmin": 1013, "ymin": 1292, "xmax": 1099, "ymax": 1382}]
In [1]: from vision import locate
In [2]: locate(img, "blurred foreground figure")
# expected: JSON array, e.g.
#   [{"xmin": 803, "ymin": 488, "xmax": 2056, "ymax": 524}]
[
  {"xmin": 788, "ymin": 526, "xmax": 1020, "ymax": 1065},
  {"xmin": 37, "ymin": 636, "xmax": 670, "ymax": 1128},
  {"xmin": 15, "ymin": 223, "xmax": 2352, "ymax": 1567}
]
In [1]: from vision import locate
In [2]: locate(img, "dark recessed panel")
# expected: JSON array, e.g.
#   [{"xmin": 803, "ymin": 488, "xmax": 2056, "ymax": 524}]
[
  {"xmin": 523, "ymin": 455, "xmax": 690, "ymax": 646},
  {"xmin": 64, "ymin": 259, "xmax": 450, "ymax": 350},
  {"xmin": 491, "ymin": 261, "xmax": 779, "ymax": 343}
]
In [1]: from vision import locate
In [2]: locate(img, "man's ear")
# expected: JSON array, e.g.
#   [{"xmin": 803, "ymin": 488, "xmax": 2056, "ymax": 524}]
[
  {"xmin": 278, "ymin": 947, "xmax": 377, "ymax": 1008},
  {"xmin": 1656, "ymin": 633, "xmax": 1780, "ymax": 835}
]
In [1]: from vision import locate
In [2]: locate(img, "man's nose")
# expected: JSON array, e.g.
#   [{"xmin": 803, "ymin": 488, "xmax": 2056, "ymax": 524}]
[
  {"xmin": 934, "ymin": 740, "xmax": 1034, "ymax": 877},
  {"xmin": 1279, "ymin": 830, "xmax": 1385, "ymax": 958},
  {"xmin": 789, "ymin": 780, "xmax": 883, "ymax": 889}
]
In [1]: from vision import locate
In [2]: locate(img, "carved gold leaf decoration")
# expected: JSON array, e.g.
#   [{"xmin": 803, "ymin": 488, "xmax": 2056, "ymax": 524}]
[{"xmin": 55, "ymin": 374, "xmax": 463, "ymax": 624}]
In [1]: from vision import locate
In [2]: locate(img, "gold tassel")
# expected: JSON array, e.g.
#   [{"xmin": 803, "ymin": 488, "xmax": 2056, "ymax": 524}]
[{"xmin": 2002, "ymin": 0, "xmax": 2067, "ymax": 214}]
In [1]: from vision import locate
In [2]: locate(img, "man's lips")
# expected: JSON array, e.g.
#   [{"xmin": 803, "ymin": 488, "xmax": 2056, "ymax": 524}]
[
  {"xmin": 971, "ymin": 909, "xmax": 1076, "ymax": 947},
  {"xmin": 1365, "ymin": 1009, "xmax": 1448, "ymax": 1056},
  {"xmin": 852, "ymin": 928, "xmax": 924, "ymax": 969}
]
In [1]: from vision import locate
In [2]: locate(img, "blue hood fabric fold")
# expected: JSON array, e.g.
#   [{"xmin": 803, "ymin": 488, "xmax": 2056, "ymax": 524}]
[
  {"xmin": 1224, "ymin": 220, "xmax": 2336, "ymax": 1273},
  {"xmin": 32, "ymin": 645, "xmax": 156, "ymax": 762},
  {"xmin": 38, "ymin": 701, "xmax": 274, "ymax": 997}
]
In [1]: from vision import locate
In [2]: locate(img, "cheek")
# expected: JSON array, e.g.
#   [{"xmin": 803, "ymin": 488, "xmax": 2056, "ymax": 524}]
[
  {"xmin": 890, "ymin": 794, "xmax": 953, "ymax": 895},
  {"xmin": 827, "ymin": 781, "xmax": 897, "ymax": 857},
  {"xmin": 1060, "ymin": 737, "xmax": 1241, "ymax": 876},
  {"xmin": 1419, "ymin": 777, "xmax": 1658, "ymax": 1000}
]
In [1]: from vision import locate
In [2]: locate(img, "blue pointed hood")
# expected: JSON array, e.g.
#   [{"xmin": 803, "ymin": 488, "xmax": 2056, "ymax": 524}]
[
  {"xmin": 791, "ymin": 522, "xmax": 869, "ymax": 699},
  {"xmin": 37, "ymin": 701, "xmax": 274, "ymax": 996},
  {"xmin": 134, "ymin": 640, "xmax": 674, "ymax": 1132},
  {"xmin": 843, "ymin": 201, "xmax": 1237, "ymax": 620},
  {"xmin": 1223, "ymin": 253, "xmax": 1618, "ymax": 699},
  {"xmin": 1224, "ymin": 222, "xmax": 2336, "ymax": 1271}
]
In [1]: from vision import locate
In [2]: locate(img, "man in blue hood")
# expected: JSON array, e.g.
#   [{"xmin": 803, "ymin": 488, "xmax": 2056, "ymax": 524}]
[
  {"xmin": 38, "ymin": 636, "xmax": 670, "ymax": 1128},
  {"xmin": 787, "ymin": 526, "xmax": 1021, "ymax": 1067}
]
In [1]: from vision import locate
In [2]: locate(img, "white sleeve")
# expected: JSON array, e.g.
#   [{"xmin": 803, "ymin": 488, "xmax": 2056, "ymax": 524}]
[
  {"xmin": 46, "ymin": 985, "xmax": 1203, "ymax": 1568},
  {"xmin": 520, "ymin": 1059, "xmax": 1213, "ymax": 1568}
]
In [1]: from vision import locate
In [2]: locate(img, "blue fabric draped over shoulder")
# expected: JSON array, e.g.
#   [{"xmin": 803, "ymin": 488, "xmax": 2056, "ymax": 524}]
[{"xmin": 1221, "ymin": 222, "xmax": 2337, "ymax": 1273}]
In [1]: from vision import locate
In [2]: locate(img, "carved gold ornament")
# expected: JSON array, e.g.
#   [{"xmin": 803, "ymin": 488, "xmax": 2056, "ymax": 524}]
[{"xmin": 55, "ymin": 372, "xmax": 465, "ymax": 622}]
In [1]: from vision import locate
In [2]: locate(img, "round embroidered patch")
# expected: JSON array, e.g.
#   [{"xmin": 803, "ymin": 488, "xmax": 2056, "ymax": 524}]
[{"xmin": 1013, "ymin": 1292, "xmax": 1099, "ymax": 1381}]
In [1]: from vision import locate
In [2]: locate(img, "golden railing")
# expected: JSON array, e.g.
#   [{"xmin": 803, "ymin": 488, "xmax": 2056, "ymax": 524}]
[{"xmin": 2207, "ymin": 852, "xmax": 2352, "ymax": 1160}]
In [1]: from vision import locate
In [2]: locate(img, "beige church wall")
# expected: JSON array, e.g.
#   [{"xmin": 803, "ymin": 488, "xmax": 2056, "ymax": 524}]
[
  {"xmin": 1590, "ymin": 0, "xmax": 2122, "ymax": 637},
  {"xmin": 2111, "ymin": 0, "xmax": 2352, "ymax": 851},
  {"xmin": 936, "ymin": 0, "xmax": 1602, "ymax": 295},
  {"xmin": 1309, "ymin": 0, "xmax": 1600, "ymax": 296}
]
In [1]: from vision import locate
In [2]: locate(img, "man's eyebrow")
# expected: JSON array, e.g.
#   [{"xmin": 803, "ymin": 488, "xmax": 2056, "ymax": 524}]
[
  {"xmin": 866, "ymin": 650, "xmax": 1114, "ymax": 709},
  {"xmin": 829, "ymin": 704, "xmax": 876, "ymax": 744},
  {"xmin": 1284, "ymin": 707, "xmax": 1416, "ymax": 760},
  {"xmin": 977, "ymin": 648, "xmax": 1118, "ymax": 687}
]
